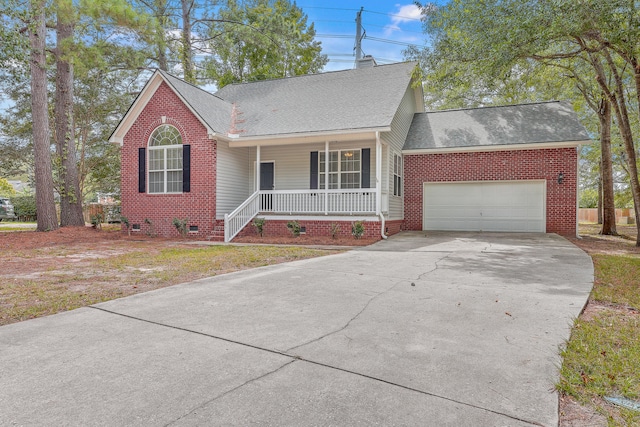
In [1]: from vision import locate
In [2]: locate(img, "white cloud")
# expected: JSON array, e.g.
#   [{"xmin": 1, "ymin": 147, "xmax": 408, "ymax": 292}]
[{"xmin": 384, "ymin": 3, "xmax": 422, "ymax": 36}]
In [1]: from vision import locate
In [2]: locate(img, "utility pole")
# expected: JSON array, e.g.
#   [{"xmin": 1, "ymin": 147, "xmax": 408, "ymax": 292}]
[{"xmin": 355, "ymin": 6, "xmax": 363, "ymax": 60}]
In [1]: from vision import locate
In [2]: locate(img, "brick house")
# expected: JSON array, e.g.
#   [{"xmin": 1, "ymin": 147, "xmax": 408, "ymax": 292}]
[{"xmin": 109, "ymin": 59, "xmax": 590, "ymax": 240}]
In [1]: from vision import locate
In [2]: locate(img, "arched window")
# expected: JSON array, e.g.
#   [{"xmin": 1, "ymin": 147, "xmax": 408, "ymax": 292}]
[{"xmin": 148, "ymin": 125, "xmax": 183, "ymax": 193}]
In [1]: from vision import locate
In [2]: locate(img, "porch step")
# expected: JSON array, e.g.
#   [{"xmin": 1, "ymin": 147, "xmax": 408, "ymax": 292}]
[{"xmin": 208, "ymin": 225, "xmax": 225, "ymax": 242}]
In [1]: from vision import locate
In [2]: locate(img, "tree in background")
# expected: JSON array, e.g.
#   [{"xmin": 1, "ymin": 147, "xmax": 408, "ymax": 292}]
[
  {"xmin": 29, "ymin": 0, "xmax": 60, "ymax": 231},
  {"xmin": 0, "ymin": 178, "xmax": 17, "ymax": 197},
  {"xmin": 1, "ymin": 0, "xmax": 151, "ymax": 230},
  {"xmin": 410, "ymin": 0, "xmax": 640, "ymax": 243},
  {"xmin": 202, "ymin": 0, "xmax": 327, "ymax": 87}
]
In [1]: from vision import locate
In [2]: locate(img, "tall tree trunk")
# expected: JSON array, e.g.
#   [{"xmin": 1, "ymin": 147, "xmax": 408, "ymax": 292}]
[
  {"xmin": 597, "ymin": 176, "xmax": 602, "ymax": 224},
  {"xmin": 595, "ymin": 49, "xmax": 640, "ymax": 245},
  {"xmin": 29, "ymin": 1, "xmax": 59, "ymax": 232},
  {"xmin": 155, "ymin": 0, "xmax": 169, "ymax": 71},
  {"xmin": 55, "ymin": 0, "xmax": 85, "ymax": 226},
  {"xmin": 181, "ymin": 0, "xmax": 194, "ymax": 83},
  {"xmin": 598, "ymin": 97, "xmax": 617, "ymax": 235}
]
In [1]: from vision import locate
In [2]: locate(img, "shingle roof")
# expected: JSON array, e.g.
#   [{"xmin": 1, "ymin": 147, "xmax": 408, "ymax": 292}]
[
  {"xmin": 404, "ymin": 101, "xmax": 590, "ymax": 151},
  {"xmin": 159, "ymin": 70, "xmax": 233, "ymax": 134},
  {"xmin": 213, "ymin": 62, "xmax": 417, "ymax": 137}
]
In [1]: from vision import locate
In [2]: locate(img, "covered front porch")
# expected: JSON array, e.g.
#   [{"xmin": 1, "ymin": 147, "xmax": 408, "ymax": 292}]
[{"xmin": 222, "ymin": 136, "xmax": 389, "ymax": 242}]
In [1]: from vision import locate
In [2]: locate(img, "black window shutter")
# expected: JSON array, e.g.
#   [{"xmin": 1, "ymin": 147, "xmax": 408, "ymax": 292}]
[
  {"xmin": 183, "ymin": 144, "xmax": 191, "ymax": 192},
  {"xmin": 138, "ymin": 148, "xmax": 146, "ymax": 193},
  {"xmin": 310, "ymin": 151, "xmax": 318, "ymax": 189},
  {"xmin": 361, "ymin": 148, "xmax": 370, "ymax": 188}
]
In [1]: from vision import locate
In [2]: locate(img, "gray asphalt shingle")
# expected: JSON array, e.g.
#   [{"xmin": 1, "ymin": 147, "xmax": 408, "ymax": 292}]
[
  {"xmin": 212, "ymin": 62, "xmax": 417, "ymax": 137},
  {"xmin": 159, "ymin": 70, "xmax": 233, "ymax": 135},
  {"xmin": 404, "ymin": 101, "xmax": 590, "ymax": 150}
]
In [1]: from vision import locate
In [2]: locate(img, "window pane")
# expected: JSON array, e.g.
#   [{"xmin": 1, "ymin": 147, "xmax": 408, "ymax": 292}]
[
  {"xmin": 149, "ymin": 149, "xmax": 164, "ymax": 171},
  {"xmin": 341, "ymin": 172, "xmax": 360, "ymax": 189},
  {"xmin": 329, "ymin": 153, "xmax": 338, "ymax": 172},
  {"xmin": 149, "ymin": 171, "xmax": 164, "ymax": 193},
  {"xmin": 166, "ymin": 171, "xmax": 183, "ymax": 192},
  {"xmin": 150, "ymin": 125, "xmax": 182, "ymax": 146},
  {"xmin": 166, "ymin": 148, "xmax": 183, "ymax": 170}
]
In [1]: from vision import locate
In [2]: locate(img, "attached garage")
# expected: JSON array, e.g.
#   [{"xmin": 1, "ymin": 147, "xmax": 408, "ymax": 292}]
[
  {"xmin": 423, "ymin": 181, "xmax": 545, "ymax": 232},
  {"xmin": 402, "ymin": 102, "xmax": 592, "ymax": 236}
]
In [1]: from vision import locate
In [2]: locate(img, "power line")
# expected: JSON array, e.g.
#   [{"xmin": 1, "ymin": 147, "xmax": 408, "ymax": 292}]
[
  {"xmin": 364, "ymin": 36, "xmax": 424, "ymax": 48},
  {"xmin": 363, "ymin": 9, "xmax": 424, "ymax": 22},
  {"xmin": 316, "ymin": 34, "xmax": 354, "ymax": 39}
]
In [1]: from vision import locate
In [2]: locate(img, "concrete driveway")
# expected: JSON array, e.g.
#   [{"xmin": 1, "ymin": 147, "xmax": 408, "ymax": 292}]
[{"xmin": 0, "ymin": 232, "xmax": 593, "ymax": 426}]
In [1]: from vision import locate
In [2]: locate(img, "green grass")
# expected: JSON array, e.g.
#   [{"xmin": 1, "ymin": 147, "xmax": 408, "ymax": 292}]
[
  {"xmin": 558, "ymin": 310, "xmax": 640, "ymax": 424},
  {"xmin": 101, "ymin": 244, "xmax": 329, "ymax": 277},
  {"xmin": 558, "ymin": 252, "xmax": 640, "ymax": 424},
  {"xmin": 0, "ymin": 280, "xmax": 124, "ymax": 324},
  {"xmin": 0, "ymin": 244, "xmax": 338, "ymax": 325},
  {"xmin": 592, "ymin": 255, "xmax": 640, "ymax": 310},
  {"xmin": 0, "ymin": 225, "xmax": 37, "ymax": 231}
]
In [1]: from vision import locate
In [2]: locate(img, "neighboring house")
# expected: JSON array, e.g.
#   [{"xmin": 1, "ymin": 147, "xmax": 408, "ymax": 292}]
[{"xmin": 110, "ymin": 58, "xmax": 590, "ymax": 240}]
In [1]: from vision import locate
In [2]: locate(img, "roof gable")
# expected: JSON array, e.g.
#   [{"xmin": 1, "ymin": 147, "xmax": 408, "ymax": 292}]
[
  {"xmin": 109, "ymin": 70, "xmax": 232, "ymax": 145},
  {"xmin": 404, "ymin": 101, "xmax": 591, "ymax": 152}
]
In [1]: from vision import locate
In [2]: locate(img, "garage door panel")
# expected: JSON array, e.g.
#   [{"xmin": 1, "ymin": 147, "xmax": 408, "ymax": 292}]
[{"xmin": 423, "ymin": 181, "xmax": 545, "ymax": 233}]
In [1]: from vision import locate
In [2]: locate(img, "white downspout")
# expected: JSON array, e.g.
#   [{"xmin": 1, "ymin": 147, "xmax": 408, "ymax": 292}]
[{"xmin": 376, "ymin": 132, "xmax": 387, "ymax": 239}]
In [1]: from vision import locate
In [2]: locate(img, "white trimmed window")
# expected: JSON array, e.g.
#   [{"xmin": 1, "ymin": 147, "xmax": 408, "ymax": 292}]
[
  {"xmin": 148, "ymin": 125, "xmax": 183, "ymax": 193},
  {"xmin": 319, "ymin": 149, "xmax": 361, "ymax": 189},
  {"xmin": 393, "ymin": 153, "xmax": 402, "ymax": 196}
]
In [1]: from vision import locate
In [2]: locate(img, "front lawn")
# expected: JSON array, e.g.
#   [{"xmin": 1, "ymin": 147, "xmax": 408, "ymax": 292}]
[{"xmin": 560, "ymin": 225, "xmax": 640, "ymax": 425}]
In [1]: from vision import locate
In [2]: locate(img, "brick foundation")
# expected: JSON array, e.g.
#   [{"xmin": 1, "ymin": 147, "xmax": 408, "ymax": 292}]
[
  {"xmin": 403, "ymin": 148, "xmax": 578, "ymax": 236},
  {"xmin": 236, "ymin": 218, "xmax": 394, "ymax": 240}
]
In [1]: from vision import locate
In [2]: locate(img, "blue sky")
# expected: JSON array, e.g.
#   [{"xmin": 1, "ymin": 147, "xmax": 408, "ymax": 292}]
[{"xmin": 296, "ymin": 2, "xmax": 427, "ymax": 72}]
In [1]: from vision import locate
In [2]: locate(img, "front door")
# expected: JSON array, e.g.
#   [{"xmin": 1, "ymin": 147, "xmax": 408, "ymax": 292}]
[
  {"xmin": 260, "ymin": 162, "xmax": 274, "ymax": 211},
  {"xmin": 260, "ymin": 162, "xmax": 274, "ymax": 190}
]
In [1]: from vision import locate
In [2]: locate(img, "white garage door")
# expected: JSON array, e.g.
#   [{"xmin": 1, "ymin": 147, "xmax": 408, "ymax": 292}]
[{"xmin": 423, "ymin": 181, "xmax": 546, "ymax": 232}]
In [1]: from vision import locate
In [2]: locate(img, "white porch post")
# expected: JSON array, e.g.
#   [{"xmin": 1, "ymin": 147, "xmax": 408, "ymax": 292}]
[
  {"xmin": 375, "ymin": 132, "xmax": 382, "ymax": 215},
  {"xmin": 256, "ymin": 145, "xmax": 261, "ymax": 191},
  {"xmin": 324, "ymin": 140, "xmax": 329, "ymax": 215}
]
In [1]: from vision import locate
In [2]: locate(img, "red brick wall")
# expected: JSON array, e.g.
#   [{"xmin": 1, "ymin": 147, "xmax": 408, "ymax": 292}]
[
  {"xmin": 121, "ymin": 81, "xmax": 216, "ymax": 238},
  {"xmin": 403, "ymin": 148, "xmax": 577, "ymax": 235},
  {"xmin": 237, "ymin": 219, "xmax": 385, "ymax": 239}
]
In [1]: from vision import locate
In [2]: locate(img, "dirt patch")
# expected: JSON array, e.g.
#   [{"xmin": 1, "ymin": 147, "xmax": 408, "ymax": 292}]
[
  {"xmin": 0, "ymin": 226, "xmax": 346, "ymax": 326},
  {"xmin": 568, "ymin": 223, "xmax": 640, "ymax": 255},
  {"xmin": 559, "ymin": 394, "xmax": 607, "ymax": 426}
]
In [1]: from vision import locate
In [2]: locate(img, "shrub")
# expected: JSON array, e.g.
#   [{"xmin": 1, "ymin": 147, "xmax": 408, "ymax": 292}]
[
  {"xmin": 11, "ymin": 195, "xmax": 37, "ymax": 221},
  {"xmin": 121, "ymin": 216, "xmax": 131, "ymax": 236},
  {"xmin": 172, "ymin": 217, "xmax": 188, "ymax": 237},
  {"xmin": 351, "ymin": 221, "xmax": 365, "ymax": 239},
  {"xmin": 330, "ymin": 222, "xmax": 340, "ymax": 239},
  {"xmin": 90, "ymin": 213, "xmax": 103, "ymax": 230},
  {"xmin": 252, "ymin": 218, "xmax": 266, "ymax": 237},
  {"xmin": 144, "ymin": 218, "xmax": 156, "ymax": 237},
  {"xmin": 287, "ymin": 220, "xmax": 301, "ymax": 237}
]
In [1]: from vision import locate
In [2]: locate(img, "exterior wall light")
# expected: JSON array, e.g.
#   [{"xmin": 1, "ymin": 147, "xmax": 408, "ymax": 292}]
[{"xmin": 557, "ymin": 172, "xmax": 564, "ymax": 184}]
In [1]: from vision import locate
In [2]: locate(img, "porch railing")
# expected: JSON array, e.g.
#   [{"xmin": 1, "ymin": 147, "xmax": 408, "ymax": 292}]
[
  {"xmin": 224, "ymin": 189, "xmax": 378, "ymax": 242},
  {"xmin": 259, "ymin": 189, "xmax": 376, "ymax": 214},
  {"xmin": 224, "ymin": 190, "xmax": 260, "ymax": 242}
]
